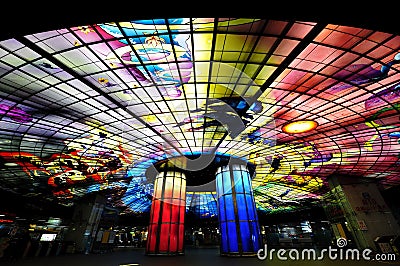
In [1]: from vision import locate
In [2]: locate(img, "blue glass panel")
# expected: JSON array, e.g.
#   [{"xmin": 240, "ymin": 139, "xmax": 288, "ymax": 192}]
[
  {"xmin": 236, "ymin": 194, "xmax": 248, "ymax": 221},
  {"xmin": 216, "ymin": 172, "xmax": 224, "ymax": 195},
  {"xmin": 251, "ymin": 222, "xmax": 261, "ymax": 250},
  {"xmin": 233, "ymin": 170, "xmax": 244, "ymax": 193},
  {"xmin": 218, "ymin": 197, "xmax": 226, "ymax": 222},
  {"xmin": 224, "ymin": 195, "xmax": 235, "ymax": 221},
  {"xmin": 240, "ymin": 221, "xmax": 251, "ymax": 252},
  {"xmin": 220, "ymin": 222, "xmax": 228, "ymax": 253},
  {"xmin": 185, "ymin": 193, "xmax": 192, "ymax": 212},
  {"xmin": 227, "ymin": 222, "xmax": 238, "ymax": 252},
  {"xmin": 222, "ymin": 172, "xmax": 232, "ymax": 195},
  {"xmin": 242, "ymin": 173, "xmax": 251, "ymax": 192},
  {"xmin": 245, "ymin": 194, "xmax": 256, "ymax": 220}
]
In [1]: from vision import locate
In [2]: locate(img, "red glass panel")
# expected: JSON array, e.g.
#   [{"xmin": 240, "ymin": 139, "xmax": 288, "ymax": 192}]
[
  {"xmin": 178, "ymin": 224, "xmax": 185, "ymax": 250},
  {"xmin": 152, "ymin": 199, "xmax": 160, "ymax": 223},
  {"xmin": 170, "ymin": 223, "xmax": 178, "ymax": 252},
  {"xmin": 179, "ymin": 204, "xmax": 185, "ymax": 223},
  {"xmin": 171, "ymin": 202, "xmax": 179, "ymax": 223},
  {"xmin": 159, "ymin": 223, "xmax": 170, "ymax": 252},
  {"xmin": 162, "ymin": 202, "xmax": 171, "ymax": 223},
  {"xmin": 148, "ymin": 224, "xmax": 158, "ymax": 252}
]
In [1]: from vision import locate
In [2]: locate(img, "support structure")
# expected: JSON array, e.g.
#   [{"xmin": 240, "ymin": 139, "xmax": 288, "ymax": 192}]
[
  {"xmin": 324, "ymin": 175, "xmax": 400, "ymax": 251},
  {"xmin": 146, "ymin": 167, "xmax": 186, "ymax": 255},
  {"xmin": 215, "ymin": 162, "xmax": 261, "ymax": 256},
  {"xmin": 64, "ymin": 194, "xmax": 105, "ymax": 254}
]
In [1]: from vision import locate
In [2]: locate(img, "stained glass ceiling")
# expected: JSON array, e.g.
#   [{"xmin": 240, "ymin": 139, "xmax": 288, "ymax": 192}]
[{"xmin": 0, "ymin": 17, "xmax": 399, "ymax": 219}]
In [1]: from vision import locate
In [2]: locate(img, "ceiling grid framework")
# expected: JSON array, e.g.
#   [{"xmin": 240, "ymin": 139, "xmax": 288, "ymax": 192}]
[{"xmin": 0, "ymin": 18, "xmax": 399, "ymax": 218}]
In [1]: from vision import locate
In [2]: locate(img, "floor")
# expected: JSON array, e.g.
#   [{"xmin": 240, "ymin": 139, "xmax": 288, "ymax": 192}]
[{"xmin": 1, "ymin": 246, "xmax": 399, "ymax": 266}]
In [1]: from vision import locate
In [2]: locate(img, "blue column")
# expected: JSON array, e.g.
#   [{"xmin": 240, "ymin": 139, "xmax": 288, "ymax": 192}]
[{"xmin": 216, "ymin": 162, "xmax": 261, "ymax": 256}]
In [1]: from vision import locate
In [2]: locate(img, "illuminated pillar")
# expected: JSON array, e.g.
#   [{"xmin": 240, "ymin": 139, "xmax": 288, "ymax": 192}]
[
  {"xmin": 146, "ymin": 168, "xmax": 186, "ymax": 255},
  {"xmin": 216, "ymin": 162, "xmax": 261, "ymax": 256}
]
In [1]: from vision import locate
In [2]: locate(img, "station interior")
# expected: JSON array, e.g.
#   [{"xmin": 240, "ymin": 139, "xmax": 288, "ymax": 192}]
[{"xmin": 0, "ymin": 8, "xmax": 399, "ymax": 266}]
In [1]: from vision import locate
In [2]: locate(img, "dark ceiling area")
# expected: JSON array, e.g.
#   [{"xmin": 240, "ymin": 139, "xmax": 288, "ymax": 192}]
[{"xmin": 1, "ymin": 5, "xmax": 399, "ymax": 40}]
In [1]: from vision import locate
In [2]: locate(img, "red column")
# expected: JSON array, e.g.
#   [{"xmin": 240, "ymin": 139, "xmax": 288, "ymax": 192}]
[{"xmin": 146, "ymin": 170, "xmax": 186, "ymax": 255}]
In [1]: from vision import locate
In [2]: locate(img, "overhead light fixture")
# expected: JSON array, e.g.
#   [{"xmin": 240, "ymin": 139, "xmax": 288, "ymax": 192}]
[{"xmin": 282, "ymin": 120, "xmax": 318, "ymax": 134}]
